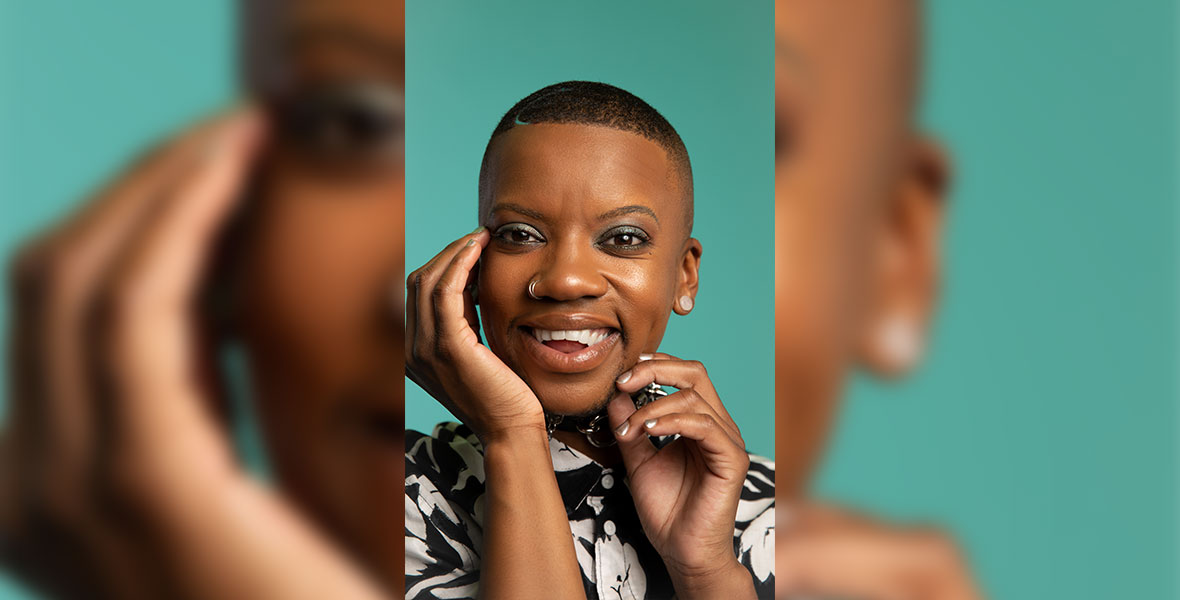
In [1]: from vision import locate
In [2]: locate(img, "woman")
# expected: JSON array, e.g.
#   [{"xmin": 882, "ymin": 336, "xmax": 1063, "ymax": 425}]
[{"xmin": 405, "ymin": 81, "xmax": 774, "ymax": 600}]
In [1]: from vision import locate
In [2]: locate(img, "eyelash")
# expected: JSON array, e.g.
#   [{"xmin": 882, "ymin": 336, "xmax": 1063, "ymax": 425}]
[
  {"xmin": 490, "ymin": 223, "xmax": 652, "ymax": 254},
  {"xmin": 492, "ymin": 223, "xmax": 545, "ymax": 246},
  {"xmin": 597, "ymin": 226, "xmax": 651, "ymax": 252}
]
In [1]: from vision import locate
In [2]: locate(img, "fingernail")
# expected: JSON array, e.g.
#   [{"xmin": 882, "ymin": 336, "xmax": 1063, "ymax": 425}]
[
  {"xmin": 638, "ymin": 354, "xmax": 654, "ymax": 361},
  {"xmin": 616, "ymin": 371, "xmax": 632, "ymax": 384},
  {"xmin": 679, "ymin": 295, "xmax": 694, "ymax": 312},
  {"xmin": 615, "ymin": 421, "xmax": 630, "ymax": 436},
  {"xmin": 471, "ymin": 225, "xmax": 485, "ymax": 235},
  {"xmin": 465, "ymin": 238, "xmax": 476, "ymax": 247},
  {"xmin": 644, "ymin": 418, "xmax": 658, "ymax": 429}
]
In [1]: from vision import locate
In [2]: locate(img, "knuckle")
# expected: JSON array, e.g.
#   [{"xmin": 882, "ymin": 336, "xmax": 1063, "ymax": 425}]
[
  {"xmin": 430, "ymin": 280, "xmax": 453, "ymax": 302},
  {"xmin": 687, "ymin": 359, "xmax": 707, "ymax": 376},
  {"xmin": 407, "ymin": 269, "xmax": 423, "ymax": 291}
]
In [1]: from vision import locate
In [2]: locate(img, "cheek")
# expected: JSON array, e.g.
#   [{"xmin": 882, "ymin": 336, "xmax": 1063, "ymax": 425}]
[
  {"xmin": 610, "ymin": 258, "xmax": 678, "ymax": 343},
  {"xmin": 239, "ymin": 172, "xmax": 404, "ymax": 386},
  {"xmin": 475, "ymin": 253, "xmax": 530, "ymax": 343}
]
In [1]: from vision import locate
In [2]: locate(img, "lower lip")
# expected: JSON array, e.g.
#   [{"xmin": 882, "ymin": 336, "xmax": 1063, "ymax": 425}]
[{"xmin": 521, "ymin": 329, "xmax": 621, "ymax": 374}]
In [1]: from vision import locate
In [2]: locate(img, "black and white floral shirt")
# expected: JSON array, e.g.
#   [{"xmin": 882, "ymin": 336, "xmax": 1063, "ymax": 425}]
[{"xmin": 405, "ymin": 422, "xmax": 775, "ymax": 599}]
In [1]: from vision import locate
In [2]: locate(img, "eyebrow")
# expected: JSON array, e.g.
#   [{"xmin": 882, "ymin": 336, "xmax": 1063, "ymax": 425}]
[
  {"xmin": 598, "ymin": 205, "xmax": 659, "ymax": 223},
  {"xmin": 490, "ymin": 202, "xmax": 548, "ymax": 221},
  {"xmin": 490, "ymin": 203, "xmax": 660, "ymax": 224},
  {"xmin": 288, "ymin": 23, "xmax": 404, "ymax": 70}
]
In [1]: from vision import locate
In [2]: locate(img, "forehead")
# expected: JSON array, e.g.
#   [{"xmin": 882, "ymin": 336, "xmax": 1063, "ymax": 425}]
[{"xmin": 483, "ymin": 123, "xmax": 683, "ymax": 223}]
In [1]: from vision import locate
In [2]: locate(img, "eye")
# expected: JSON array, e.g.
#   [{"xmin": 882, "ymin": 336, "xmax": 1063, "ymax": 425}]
[
  {"xmin": 599, "ymin": 226, "xmax": 651, "ymax": 251},
  {"xmin": 492, "ymin": 222, "xmax": 545, "ymax": 246}
]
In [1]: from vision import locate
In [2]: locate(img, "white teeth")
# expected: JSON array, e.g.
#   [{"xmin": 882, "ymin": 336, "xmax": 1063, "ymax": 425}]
[{"xmin": 531, "ymin": 328, "xmax": 611, "ymax": 346}]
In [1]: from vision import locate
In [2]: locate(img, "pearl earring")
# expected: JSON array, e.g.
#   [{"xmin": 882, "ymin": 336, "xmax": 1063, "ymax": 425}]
[
  {"xmin": 678, "ymin": 295, "xmax": 694, "ymax": 312},
  {"xmin": 878, "ymin": 315, "xmax": 920, "ymax": 371}
]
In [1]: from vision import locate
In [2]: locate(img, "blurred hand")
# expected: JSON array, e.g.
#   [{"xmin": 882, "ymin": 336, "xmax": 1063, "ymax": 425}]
[
  {"xmin": 608, "ymin": 353, "xmax": 756, "ymax": 600},
  {"xmin": 404, "ymin": 229, "xmax": 546, "ymax": 441},
  {"xmin": 776, "ymin": 502, "xmax": 984, "ymax": 600},
  {"xmin": 0, "ymin": 107, "xmax": 385, "ymax": 600}
]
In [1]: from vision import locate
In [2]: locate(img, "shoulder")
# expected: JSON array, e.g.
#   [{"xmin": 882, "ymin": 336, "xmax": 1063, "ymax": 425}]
[
  {"xmin": 405, "ymin": 423, "xmax": 486, "ymax": 595},
  {"xmin": 405, "ymin": 422, "xmax": 487, "ymax": 512}
]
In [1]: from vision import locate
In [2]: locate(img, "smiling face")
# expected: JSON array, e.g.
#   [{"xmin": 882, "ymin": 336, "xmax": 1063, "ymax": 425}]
[{"xmin": 477, "ymin": 123, "xmax": 700, "ymax": 417}]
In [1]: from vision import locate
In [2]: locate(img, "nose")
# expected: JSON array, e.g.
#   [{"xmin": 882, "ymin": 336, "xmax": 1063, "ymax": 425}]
[{"xmin": 530, "ymin": 239, "xmax": 608, "ymax": 301}]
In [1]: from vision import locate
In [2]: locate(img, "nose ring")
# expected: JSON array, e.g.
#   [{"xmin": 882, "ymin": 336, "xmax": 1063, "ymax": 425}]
[{"xmin": 527, "ymin": 278, "xmax": 541, "ymax": 300}]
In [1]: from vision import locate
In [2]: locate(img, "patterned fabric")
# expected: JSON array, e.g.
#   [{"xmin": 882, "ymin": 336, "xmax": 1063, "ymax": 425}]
[{"xmin": 405, "ymin": 422, "xmax": 775, "ymax": 599}]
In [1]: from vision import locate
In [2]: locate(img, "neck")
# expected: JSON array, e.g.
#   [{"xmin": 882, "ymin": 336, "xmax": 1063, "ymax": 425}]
[{"xmin": 551, "ymin": 430, "xmax": 623, "ymax": 466}]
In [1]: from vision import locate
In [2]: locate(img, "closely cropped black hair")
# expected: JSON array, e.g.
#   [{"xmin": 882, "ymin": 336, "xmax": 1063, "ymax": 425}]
[{"xmin": 478, "ymin": 80, "xmax": 693, "ymax": 227}]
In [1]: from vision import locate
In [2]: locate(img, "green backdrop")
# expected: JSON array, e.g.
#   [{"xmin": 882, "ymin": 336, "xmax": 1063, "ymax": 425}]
[
  {"xmin": 403, "ymin": 0, "xmax": 776, "ymax": 457},
  {"xmin": 0, "ymin": 1, "xmax": 1176, "ymax": 599},
  {"xmin": 814, "ymin": 1, "xmax": 1178, "ymax": 599}
]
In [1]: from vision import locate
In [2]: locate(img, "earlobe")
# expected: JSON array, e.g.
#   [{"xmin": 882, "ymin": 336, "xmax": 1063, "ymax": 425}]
[
  {"xmin": 674, "ymin": 238, "xmax": 702, "ymax": 316},
  {"xmin": 866, "ymin": 312, "xmax": 923, "ymax": 375},
  {"xmin": 856, "ymin": 134, "xmax": 950, "ymax": 377}
]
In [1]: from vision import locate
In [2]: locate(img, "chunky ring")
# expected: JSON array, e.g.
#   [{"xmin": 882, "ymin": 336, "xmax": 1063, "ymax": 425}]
[{"xmin": 527, "ymin": 278, "xmax": 541, "ymax": 300}]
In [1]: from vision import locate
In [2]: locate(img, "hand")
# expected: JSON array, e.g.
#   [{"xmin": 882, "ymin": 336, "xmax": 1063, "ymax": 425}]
[
  {"xmin": 777, "ymin": 502, "xmax": 984, "ymax": 600},
  {"xmin": 607, "ymin": 353, "xmax": 755, "ymax": 599},
  {"xmin": 0, "ymin": 107, "xmax": 383, "ymax": 600},
  {"xmin": 405, "ymin": 229, "xmax": 545, "ymax": 441}
]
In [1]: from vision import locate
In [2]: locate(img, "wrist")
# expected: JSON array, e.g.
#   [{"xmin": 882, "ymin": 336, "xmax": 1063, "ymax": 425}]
[
  {"xmin": 478, "ymin": 420, "xmax": 549, "ymax": 449},
  {"xmin": 668, "ymin": 558, "xmax": 755, "ymax": 600}
]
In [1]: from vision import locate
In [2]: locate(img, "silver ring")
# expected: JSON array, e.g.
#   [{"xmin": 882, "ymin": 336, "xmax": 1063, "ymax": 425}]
[{"xmin": 527, "ymin": 278, "xmax": 541, "ymax": 300}]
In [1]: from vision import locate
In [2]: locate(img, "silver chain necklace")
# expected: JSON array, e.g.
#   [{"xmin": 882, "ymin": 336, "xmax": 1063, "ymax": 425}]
[{"xmin": 545, "ymin": 382, "xmax": 668, "ymax": 447}]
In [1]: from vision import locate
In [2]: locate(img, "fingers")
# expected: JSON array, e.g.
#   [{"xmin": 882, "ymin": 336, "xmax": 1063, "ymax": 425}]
[
  {"xmin": 406, "ymin": 227, "xmax": 486, "ymax": 364},
  {"xmin": 432, "ymin": 230, "xmax": 489, "ymax": 343},
  {"xmin": 777, "ymin": 507, "xmax": 981, "ymax": 600},
  {"xmin": 609, "ymin": 388, "xmax": 748, "ymax": 482},
  {"xmin": 88, "ymin": 107, "xmax": 264, "ymax": 454},
  {"xmin": 614, "ymin": 387, "xmax": 741, "ymax": 448},
  {"xmin": 615, "ymin": 355, "xmax": 741, "ymax": 440},
  {"xmin": 7, "ymin": 107, "xmax": 261, "ymax": 495},
  {"xmin": 606, "ymin": 391, "xmax": 658, "ymax": 469}
]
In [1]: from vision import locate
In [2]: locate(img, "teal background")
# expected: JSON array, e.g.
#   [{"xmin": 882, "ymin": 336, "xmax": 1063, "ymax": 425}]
[
  {"xmin": 814, "ymin": 1, "xmax": 1178, "ymax": 599},
  {"xmin": 0, "ymin": 2, "xmax": 237, "ymax": 598},
  {"xmin": 0, "ymin": 1, "xmax": 1176, "ymax": 599},
  {"xmin": 403, "ymin": 0, "xmax": 776, "ymax": 457}
]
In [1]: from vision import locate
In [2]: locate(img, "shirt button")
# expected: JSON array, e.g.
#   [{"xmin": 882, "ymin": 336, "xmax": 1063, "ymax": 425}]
[
  {"xmin": 604, "ymin": 520, "xmax": 617, "ymax": 537},
  {"xmin": 601, "ymin": 473, "xmax": 615, "ymax": 489}
]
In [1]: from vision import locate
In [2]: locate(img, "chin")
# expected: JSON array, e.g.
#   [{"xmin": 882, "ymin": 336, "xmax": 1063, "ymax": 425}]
[{"xmin": 528, "ymin": 375, "xmax": 616, "ymax": 418}]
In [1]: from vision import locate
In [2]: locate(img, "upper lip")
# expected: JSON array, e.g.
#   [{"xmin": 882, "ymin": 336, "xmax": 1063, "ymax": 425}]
[{"xmin": 517, "ymin": 313, "xmax": 620, "ymax": 332}]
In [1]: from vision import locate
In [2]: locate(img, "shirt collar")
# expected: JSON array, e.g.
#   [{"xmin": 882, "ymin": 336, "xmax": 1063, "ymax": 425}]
[{"xmin": 549, "ymin": 435, "xmax": 609, "ymax": 516}]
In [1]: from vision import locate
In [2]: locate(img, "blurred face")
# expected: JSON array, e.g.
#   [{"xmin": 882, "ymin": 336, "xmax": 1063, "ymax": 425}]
[
  {"xmin": 233, "ymin": 0, "xmax": 405, "ymax": 590},
  {"xmin": 775, "ymin": 0, "xmax": 921, "ymax": 497},
  {"xmin": 477, "ymin": 123, "xmax": 700, "ymax": 417}
]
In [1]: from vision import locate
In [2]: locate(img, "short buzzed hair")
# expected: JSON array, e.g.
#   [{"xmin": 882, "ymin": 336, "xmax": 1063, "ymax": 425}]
[{"xmin": 477, "ymin": 80, "xmax": 693, "ymax": 227}]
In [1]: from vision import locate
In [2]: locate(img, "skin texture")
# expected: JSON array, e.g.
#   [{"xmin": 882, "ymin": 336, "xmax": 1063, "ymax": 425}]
[
  {"xmin": 775, "ymin": 1, "xmax": 982, "ymax": 598},
  {"xmin": 1, "ymin": 1, "xmax": 409, "ymax": 598},
  {"xmin": 235, "ymin": 0, "xmax": 408, "ymax": 592},
  {"xmin": 0, "ymin": 109, "xmax": 386, "ymax": 600},
  {"xmin": 405, "ymin": 121, "xmax": 756, "ymax": 598},
  {"xmin": 477, "ymin": 124, "xmax": 699, "ymax": 418}
]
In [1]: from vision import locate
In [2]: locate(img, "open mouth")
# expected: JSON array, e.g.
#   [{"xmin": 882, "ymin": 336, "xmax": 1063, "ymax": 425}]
[
  {"xmin": 528, "ymin": 327, "xmax": 614, "ymax": 354},
  {"xmin": 519, "ymin": 326, "xmax": 622, "ymax": 374}
]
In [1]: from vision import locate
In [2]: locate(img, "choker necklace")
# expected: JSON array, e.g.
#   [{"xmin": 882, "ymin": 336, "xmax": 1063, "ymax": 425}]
[{"xmin": 545, "ymin": 383, "xmax": 668, "ymax": 448}]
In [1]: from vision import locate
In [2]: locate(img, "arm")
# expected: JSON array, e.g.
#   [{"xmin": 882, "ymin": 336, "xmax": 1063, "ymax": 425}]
[
  {"xmin": 479, "ymin": 427, "xmax": 583, "ymax": 600},
  {"xmin": 405, "ymin": 233, "xmax": 584, "ymax": 600}
]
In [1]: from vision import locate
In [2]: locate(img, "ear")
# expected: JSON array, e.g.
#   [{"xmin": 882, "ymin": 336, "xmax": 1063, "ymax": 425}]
[
  {"xmin": 857, "ymin": 135, "xmax": 951, "ymax": 377},
  {"xmin": 672, "ymin": 237, "xmax": 703, "ymax": 315}
]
